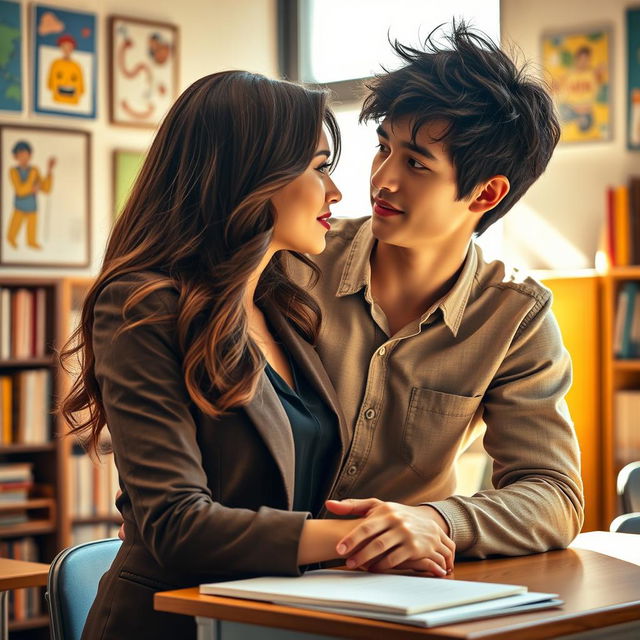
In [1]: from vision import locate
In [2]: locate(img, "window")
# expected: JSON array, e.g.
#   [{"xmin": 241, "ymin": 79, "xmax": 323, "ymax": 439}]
[{"xmin": 278, "ymin": 0, "xmax": 503, "ymax": 259}]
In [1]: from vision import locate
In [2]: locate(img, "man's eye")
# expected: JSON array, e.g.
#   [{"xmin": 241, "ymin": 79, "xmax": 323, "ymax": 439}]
[
  {"xmin": 376, "ymin": 143, "xmax": 388, "ymax": 153},
  {"xmin": 409, "ymin": 158, "xmax": 428, "ymax": 170}
]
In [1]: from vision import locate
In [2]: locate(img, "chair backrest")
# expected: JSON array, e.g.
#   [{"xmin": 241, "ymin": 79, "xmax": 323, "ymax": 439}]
[
  {"xmin": 610, "ymin": 512, "xmax": 640, "ymax": 534},
  {"xmin": 47, "ymin": 538, "xmax": 121, "ymax": 640},
  {"xmin": 617, "ymin": 461, "xmax": 640, "ymax": 513}
]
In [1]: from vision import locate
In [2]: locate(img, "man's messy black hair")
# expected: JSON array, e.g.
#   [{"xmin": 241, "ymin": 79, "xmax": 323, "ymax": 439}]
[{"xmin": 360, "ymin": 21, "xmax": 560, "ymax": 235}]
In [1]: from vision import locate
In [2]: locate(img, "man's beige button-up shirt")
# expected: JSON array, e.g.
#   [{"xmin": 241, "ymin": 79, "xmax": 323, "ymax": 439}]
[{"xmin": 288, "ymin": 217, "xmax": 584, "ymax": 558}]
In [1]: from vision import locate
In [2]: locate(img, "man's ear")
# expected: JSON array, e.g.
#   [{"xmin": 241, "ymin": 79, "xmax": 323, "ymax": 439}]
[{"xmin": 469, "ymin": 175, "xmax": 510, "ymax": 215}]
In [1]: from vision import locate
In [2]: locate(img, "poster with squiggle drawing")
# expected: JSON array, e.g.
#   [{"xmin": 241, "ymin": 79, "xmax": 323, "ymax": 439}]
[{"xmin": 109, "ymin": 16, "xmax": 178, "ymax": 128}]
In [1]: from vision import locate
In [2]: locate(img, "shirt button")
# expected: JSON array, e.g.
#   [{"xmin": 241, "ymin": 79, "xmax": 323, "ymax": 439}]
[
  {"xmin": 364, "ymin": 408, "xmax": 376, "ymax": 420},
  {"xmin": 378, "ymin": 346, "xmax": 386, "ymax": 356},
  {"xmin": 347, "ymin": 465, "xmax": 358, "ymax": 476}
]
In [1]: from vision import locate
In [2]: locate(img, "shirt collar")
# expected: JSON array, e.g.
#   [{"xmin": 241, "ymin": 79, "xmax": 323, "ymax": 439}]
[{"xmin": 335, "ymin": 218, "xmax": 478, "ymax": 337}]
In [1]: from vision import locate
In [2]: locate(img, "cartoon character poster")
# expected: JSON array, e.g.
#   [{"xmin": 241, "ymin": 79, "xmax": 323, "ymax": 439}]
[
  {"xmin": 0, "ymin": 0, "xmax": 22, "ymax": 113},
  {"xmin": 542, "ymin": 28, "xmax": 611, "ymax": 143},
  {"xmin": 109, "ymin": 16, "xmax": 179, "ymax": 128},
  {"xmin": 0, "ymin": 125, "xmax": 90, "ymax": 267},
  {"xmin": 33, "ymin": 4, "xmax": 96, "ymax": 118},
  {"xmin": 628, "ymin": 9, "xmax": 640, "ymax": 151}
]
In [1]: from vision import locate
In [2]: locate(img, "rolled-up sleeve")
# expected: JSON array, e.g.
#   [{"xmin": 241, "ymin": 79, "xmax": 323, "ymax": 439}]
[{"xmin": 427, "ymin": 297, "xmax": 584, "ymax": 557}]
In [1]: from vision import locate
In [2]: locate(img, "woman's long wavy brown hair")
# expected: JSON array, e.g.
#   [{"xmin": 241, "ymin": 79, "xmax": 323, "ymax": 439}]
[{"xmin": 58, "ymin": 70, "xmax": 341, "ymax": 453}]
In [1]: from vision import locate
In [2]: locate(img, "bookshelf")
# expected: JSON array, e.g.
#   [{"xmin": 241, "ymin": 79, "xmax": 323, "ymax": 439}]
[
  {"xmin": 602, "ymin": 267, "xmax": 640, "ymax": 526},
  {"xmin": 58, "ymin": 278, "xmax": 121, "ymax": 548},
  {"xmin": 0, "ymin": 277, "xmax": 62, "ymax": 638}
]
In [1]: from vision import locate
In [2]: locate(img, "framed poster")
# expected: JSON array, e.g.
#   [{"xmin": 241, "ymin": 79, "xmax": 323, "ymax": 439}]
[
  {"xmin": 112, "ymin": 149, "xmax": 145, "ymax": 219},
  {"xmin": 0, "ymin": 125, "xmax": 91, "ymax": 267},
  {"xmin": 32, "ymin": 4, "xmax": 97, "ymax": 118},
  {"xmin": 542, "ymin": 27, "xmax": 611, "ymax": 143},
  {"xmin": 109, "ymin": 15, "xmax": 179, "ymax": 128},
  {"xmin": 628, "ymin": 8, "xmax": 640, "ymax": 151},
  {"xmin": 0, "ymin": 0, "xmax": 22, "ymax": 113}
]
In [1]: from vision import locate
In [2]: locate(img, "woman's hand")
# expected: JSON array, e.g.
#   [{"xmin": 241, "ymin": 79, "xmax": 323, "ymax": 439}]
[{"xmin": 325, "ymin": 498, "xmax": 455, "ymax": 576}]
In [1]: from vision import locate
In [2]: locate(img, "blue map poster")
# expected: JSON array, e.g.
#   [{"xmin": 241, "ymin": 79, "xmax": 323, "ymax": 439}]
[
  {"xmin": 0, "ymin": 0, "xmax": 22, "ymax": 113},
  {"xmin": 628, "ymin": 8, "xmax": 640, "ymax": 151},
  {"xmin": 33, "ymin": 4, "xmax": 96, "ymax": 118}
]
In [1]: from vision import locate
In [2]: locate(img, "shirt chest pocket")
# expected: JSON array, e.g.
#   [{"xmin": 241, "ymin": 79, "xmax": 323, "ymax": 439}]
[{"xmin": 402, "ymin": 387, "xmax": 483, "ymax": 480}]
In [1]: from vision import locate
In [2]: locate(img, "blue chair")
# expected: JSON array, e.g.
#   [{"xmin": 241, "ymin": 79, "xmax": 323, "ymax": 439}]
[
  {"xmin": 617, "ymin": 461, "xmax": 640, "ymax": 513},
  {"xmin": 610, "ymin": 513, "xmax": 640, "ymax": 534},
  {"xmin": 47, "ymin": 538, "xmax": 121, "ymax": 640}
]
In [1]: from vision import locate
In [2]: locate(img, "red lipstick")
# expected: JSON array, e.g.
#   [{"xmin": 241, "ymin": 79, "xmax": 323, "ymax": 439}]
[{"xmin": 316, "ymin": 212, "xmax": 331, "ymax": 230}]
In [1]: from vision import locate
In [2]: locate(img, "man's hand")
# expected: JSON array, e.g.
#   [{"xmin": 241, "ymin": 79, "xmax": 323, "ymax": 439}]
[{"xmin": 325, "ymin": 498, "xmax": 455, "ymax": 576}]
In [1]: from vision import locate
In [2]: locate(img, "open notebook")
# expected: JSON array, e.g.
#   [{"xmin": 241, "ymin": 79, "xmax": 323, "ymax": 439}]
[{"xmin": 200, "ymin": 569, "xmax": 549, "ymax": 617}]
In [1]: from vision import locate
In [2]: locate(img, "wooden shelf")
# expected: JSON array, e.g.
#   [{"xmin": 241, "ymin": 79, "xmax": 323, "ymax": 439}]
[
  {"xmin": 73, "ymin": 514, "xmax": 121, "ymax": 525},
  {"xmin": 0, "ymin": 443, "xmax": 56, "ymax": 454},
  {"xmin": 0, "ymin": 356, "xmax": 56, "ymax": 369},
  {"xmin": 9, "ymin": 614, "xmax": 49, "ymax": 632},
  {"xmin": 613, "ymin": 359, "xmax": 640, "ymax": 371},
  {"xmin": 607, "ymin": 266, "xmax": 640, "ymax": 278},
  {"xmin": 0, "ymin": 519, "xmax": 55, "ymax": 537},
  {"xmin": 0, "ymin": 498, "xmax": 55, "ymax": 513}
]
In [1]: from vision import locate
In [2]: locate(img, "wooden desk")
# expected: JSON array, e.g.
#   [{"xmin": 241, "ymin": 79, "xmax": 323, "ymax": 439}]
[
  {"xmin": 155, "ymin": 533, "xmax": 640, "ymax": 640},
  {"xmin": 0, "ymin": 557, "xmax": 49, "ymax": 640}
]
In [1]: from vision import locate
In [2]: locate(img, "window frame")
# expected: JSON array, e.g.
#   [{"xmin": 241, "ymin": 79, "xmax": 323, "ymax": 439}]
[{"xmin": 277, "ymin": 0, "xmax": 373, "ymax": 102}]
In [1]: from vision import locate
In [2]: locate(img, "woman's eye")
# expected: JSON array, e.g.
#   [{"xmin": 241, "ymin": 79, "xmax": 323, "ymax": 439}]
[
  {"xmin": 376, "ymin": 142, "xmax": 388, "ymax": 153},
  {"xmin": 316, "ymin": 162, "xmax": 331, "ymax": 174}
]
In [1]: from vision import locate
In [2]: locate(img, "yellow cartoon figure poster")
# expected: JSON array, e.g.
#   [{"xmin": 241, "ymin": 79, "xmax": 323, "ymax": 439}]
[
  {"xmin": 33, "ymin": 4, "xmax": 96, "ymax": 118},
  {"xmin": 542, "ymin": 28, "xmax": 611, "ymax": 143}
]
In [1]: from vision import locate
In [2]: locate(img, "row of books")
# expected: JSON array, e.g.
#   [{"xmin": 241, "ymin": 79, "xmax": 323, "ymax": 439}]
[
  {"xmin": 0, "ymin": 287, "xmax": 49, "ymax": 361},
  {"xmin": 70, "ymin": 445, "xmax": 120, "ymax": 518},
  {"xmin": 0, "ymin": 369, "xmax": 53, "ymax": 445},
  {"xmin": 0, "ymin": 463, "xmax": 34, "ymax": 526},
  {"xmin": 0, "ymin": 537, "xmax": 42, "ymax": 622},
  {"xmin": 72, "ymin": 522, "xmax": 121, "ymax": 547},
  {"xmin": 614, "ymin": 390, "xmax": 640, "ymax": 464},
  {"xmin": 612, "ymin": 281, "xmax": 640, "ymax": 358}
]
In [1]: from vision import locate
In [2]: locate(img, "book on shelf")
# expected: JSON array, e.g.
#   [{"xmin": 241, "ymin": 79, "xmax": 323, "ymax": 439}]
[
  {"xmin": 604, "ymin": 177, "xmax": 640, "ymax": 267},
  {"xmin": 70, "ymin": 444, "xmax": 120, "ymax": 520},
  {"xmin": 613, "ymin": 281, "xmax": 640, "ymax": 358},
  {"xmin": 202, "ymin": 569, "xmax": 531, "ymax": 616},
  {"xmin": 614, "ymin": 390, "xmax": 640, "ymax": 464},
  {"xmin": 0, "ymin": 286, "xmax": 49, "ymax": 360},
  {"xmin": 0, "ymin": 369, "xmax": 52, "ymax": 445},
  {"xmin": 72, "ymin": 522, "xmax": 121, "ymax": 546}
]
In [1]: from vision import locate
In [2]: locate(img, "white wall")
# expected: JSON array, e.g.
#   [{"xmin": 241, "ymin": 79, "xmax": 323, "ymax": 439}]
[
  {"xmin": 1, "ymin": 0, "xmax": 278, "ymax": 277},
  {"xmin": 501, "ymin": 0, "xmax": 638, "ymax": 269}
]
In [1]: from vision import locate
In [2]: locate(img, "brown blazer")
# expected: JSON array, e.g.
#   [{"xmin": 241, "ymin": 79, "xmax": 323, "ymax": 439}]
[{"xmin": 81, "ymin": 272, "xmax": 350, "ymax": 640}]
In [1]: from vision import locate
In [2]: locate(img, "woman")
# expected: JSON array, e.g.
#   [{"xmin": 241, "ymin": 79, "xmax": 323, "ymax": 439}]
[{"xmin": 59, "ymin": 70, "xmax": 362, "ymax": 640}]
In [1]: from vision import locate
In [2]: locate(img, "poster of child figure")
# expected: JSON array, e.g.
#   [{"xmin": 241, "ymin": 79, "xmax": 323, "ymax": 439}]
[
  {"xmin": 542, "ymin": 28, "xmax": 611, "ymax": 143},
  {"xmin": 33, "ymin": 4, "xmax": 96, "ymax": 118},
  {"xmin": 628, "ymin": 8, "xmax": 640, "ymax": 151},
  {"xmin": 6, "ymin": 140, "xmax": 55, "ymax": 250},
  {"xmin": 1, "ymin": 125, "xmax": 90, "ymax": 268},
  {"xmin": 0, "ymin": 0, "xmax": 22, "ymax": 113}
]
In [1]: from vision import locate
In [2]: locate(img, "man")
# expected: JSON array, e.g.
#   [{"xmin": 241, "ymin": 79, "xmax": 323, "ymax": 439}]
[{"xmin": 288, "ymin": 23, "xmax": 584, "ymax": 571}]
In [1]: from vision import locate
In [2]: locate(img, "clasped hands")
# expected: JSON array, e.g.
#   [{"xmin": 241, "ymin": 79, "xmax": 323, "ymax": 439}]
[{"xmin": 326, "ymin": 498, "xmax": 455, "ymax": 577}]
